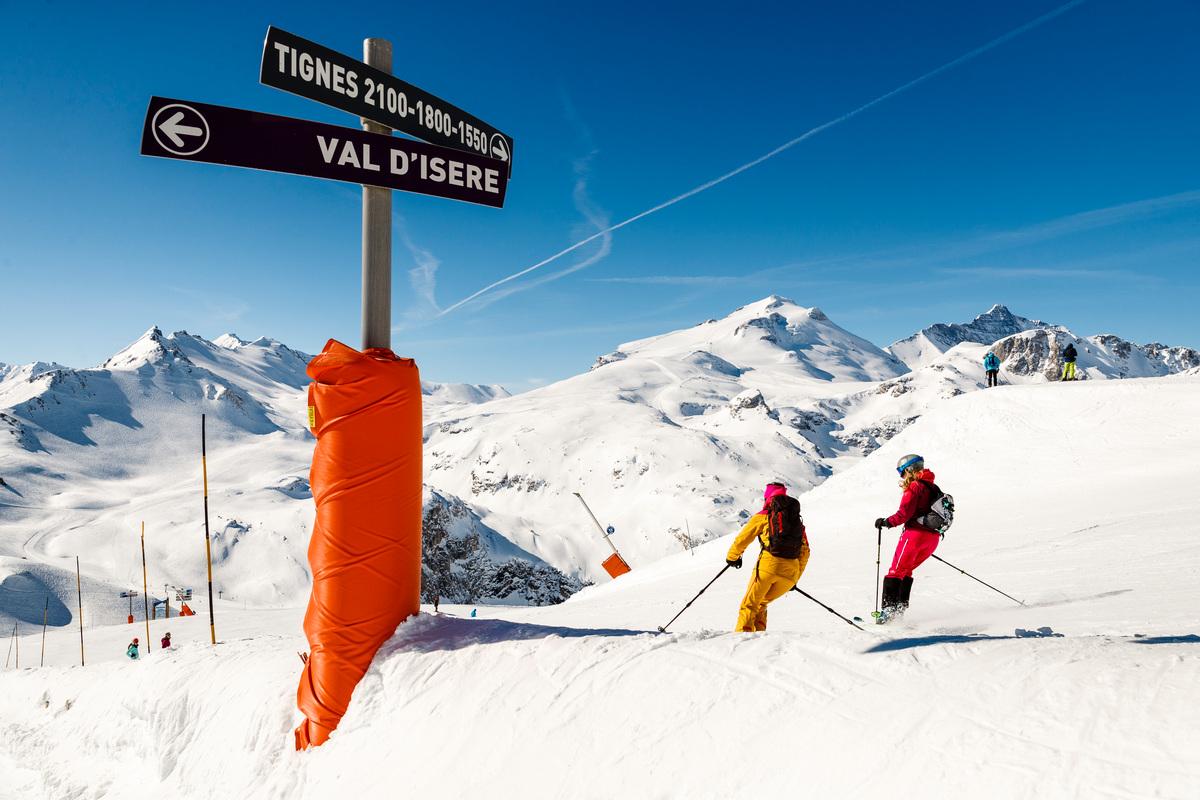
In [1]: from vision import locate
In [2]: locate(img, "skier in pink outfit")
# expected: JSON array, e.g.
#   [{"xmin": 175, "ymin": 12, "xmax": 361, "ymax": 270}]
[{"xmin": 874, "ymin": 454, "xmax": 944, "ymax": 618}]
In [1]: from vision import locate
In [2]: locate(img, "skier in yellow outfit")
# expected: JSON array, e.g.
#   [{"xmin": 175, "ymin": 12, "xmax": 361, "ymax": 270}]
[{"xmin": 726, "ymin": 482, "xmax": 811, "ymax": 632}]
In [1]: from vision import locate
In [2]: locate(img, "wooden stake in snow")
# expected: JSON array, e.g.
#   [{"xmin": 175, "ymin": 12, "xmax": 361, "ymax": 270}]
[
  {"xmin": 40, "ymin": 596, "xmax": 48, "ymax": 667},
  {"xmin": 75, "ymin": 556, "xmax": 85, "ymax": 667},
  {"xmin": 4, "ymin": 622, "xmax": 15, "ymax": 669},
  {"xmin": 141, "ymin": 523, "xmax": 151, "ymax": 654},
  {"xmin": 201, "ymin": 414, "xmax": 217, "ymax": 644}
]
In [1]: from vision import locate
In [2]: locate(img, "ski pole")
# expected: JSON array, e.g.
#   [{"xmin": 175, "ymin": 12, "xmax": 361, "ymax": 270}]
[
  {"xmin": 657, "ymin": 565, "xmax": 730, "ymax": 633},
  {"xmin": 874, "ymin": 525, "xmax": 882, "ymax": 618},
  {"xmin": 931, "ymin": 554, "xmax": 1024, "ymax": 606},
  {"xmin": 791, "ymin": 587, "xmax": 864, "ymax": 630}
]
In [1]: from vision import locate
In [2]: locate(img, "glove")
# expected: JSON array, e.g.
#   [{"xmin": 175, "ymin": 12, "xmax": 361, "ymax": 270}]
[
  {"xmin": 874, "ymin": 517, "xmax": 890, "ymax": 530},
  {"xmin": 726, "ymin": 557, "xmax": 743, "ymax": 569}
]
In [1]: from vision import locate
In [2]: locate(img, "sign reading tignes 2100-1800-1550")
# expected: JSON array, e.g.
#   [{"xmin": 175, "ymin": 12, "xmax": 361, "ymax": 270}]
[
  {"xmin": 260, "ymin": 26, "xmax": 514, "ymax": 174},
  {"xmin": 139, "ymin": 97, "xmax": 508, "ymax": 208}
]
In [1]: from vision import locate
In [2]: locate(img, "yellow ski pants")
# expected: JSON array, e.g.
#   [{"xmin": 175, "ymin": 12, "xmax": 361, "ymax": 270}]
[
  {"xmin": 1061, "ymin": 362, "xmax": 1076, "ymax": 380},
  {"xmin": 735, "ymin": 548, "xmax": 810, "ymax": 632}
]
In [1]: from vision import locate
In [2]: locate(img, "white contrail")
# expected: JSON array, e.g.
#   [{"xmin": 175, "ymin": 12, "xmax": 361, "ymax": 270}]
[{"xmin": 439, "ymin": 0, "xmax": 1088, "ymax": 316}]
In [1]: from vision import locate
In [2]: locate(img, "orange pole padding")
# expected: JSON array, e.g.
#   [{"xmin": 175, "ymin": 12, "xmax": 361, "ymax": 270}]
[
  {"xmin": 295, "ymin": 340, "xmax": 423, "ymax": 750},
  {"xmin": 602, "ymin": 553, "xmax": 632, "ymax": 579}
]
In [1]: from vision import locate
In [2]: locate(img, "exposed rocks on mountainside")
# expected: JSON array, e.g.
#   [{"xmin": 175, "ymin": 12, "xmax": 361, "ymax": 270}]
[
  {"xmin": 994, "ymin": 329, "xmax": 1074, "ymax": 380},
  {"xmin": 889, "ymin": 304, "xmax": 1051, "ymax": 369},
  {"xmin": 420, "ymin": 490, "xmax": 582, "ymax": 606}
]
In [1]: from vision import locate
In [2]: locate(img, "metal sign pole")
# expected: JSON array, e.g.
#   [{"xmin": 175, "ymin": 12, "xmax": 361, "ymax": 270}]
[
  {"xmin": 572, "ymin": 492, "xmax": 620, "ymax": 556},
  {"xmin": 361, "ymin": 37, "xmax": 392, "ymax": 351}
]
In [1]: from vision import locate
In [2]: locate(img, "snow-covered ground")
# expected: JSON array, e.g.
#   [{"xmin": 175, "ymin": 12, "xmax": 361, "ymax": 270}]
[{"xmin": 2, "ymin": 375, "xmax": 1197, "ymax": 799}]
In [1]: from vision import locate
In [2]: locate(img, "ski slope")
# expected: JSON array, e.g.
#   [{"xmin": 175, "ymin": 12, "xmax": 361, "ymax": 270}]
[{"xmin": 2, "ymin": 376, "xmax": 1197, "ymax": 799}]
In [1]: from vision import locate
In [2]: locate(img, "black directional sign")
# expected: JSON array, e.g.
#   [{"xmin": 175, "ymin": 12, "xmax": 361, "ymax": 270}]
[
  {"xmin": 260, "ymin": 27, "xmax": 514, "ymax": 174},
  {"xmin": 139, "ymin": 96, "xmax": 508, "ymax": 208}
]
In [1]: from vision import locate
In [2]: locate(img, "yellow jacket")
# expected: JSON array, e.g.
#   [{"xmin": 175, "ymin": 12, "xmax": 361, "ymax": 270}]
[{"xmin": 726, "ymin": 513, "xmax": 808, "ymax": 569}]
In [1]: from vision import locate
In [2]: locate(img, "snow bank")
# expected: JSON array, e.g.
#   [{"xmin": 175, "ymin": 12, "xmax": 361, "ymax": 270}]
[{"xmin": 3, "ymin": 376, "xmax": 1198, "ymax": 798}]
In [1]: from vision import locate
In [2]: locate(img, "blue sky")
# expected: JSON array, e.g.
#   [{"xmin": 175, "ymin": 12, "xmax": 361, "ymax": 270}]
[{"xmin": 1, "ymin": 0, "xmax": 1197, "ymax": 388}]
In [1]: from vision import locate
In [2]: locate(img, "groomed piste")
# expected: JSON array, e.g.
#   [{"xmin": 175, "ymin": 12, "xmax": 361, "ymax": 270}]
[{"xmin": 2, "ymin": 375, "xmax": 1198, "ymax": 799}]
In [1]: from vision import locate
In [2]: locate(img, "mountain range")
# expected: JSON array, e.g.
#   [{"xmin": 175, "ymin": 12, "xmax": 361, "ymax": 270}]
[{"xmin": 2, "ymin": 298, "xmax": 1197, "ymax": 621}]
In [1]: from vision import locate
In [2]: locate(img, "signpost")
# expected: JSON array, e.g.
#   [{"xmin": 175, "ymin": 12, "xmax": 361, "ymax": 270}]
[
  {"xmin": 261, "ymin": 26, "xmax": 513, "ymax": 173},
  {"xmin": 141, "ymin": 26, "xmax": 511, "ymax": 749},
  {"xmin": 360, "ymin": 38, "xmax": 393, "ymax": 350},
  {"xmin": 140, "ymin": 97, "xmax": 508, "ymax": 209}
]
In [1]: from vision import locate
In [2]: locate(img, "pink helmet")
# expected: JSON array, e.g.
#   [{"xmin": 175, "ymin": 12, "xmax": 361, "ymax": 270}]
[{"xmin": 764, "ymin": 482, "xmax": 787, "ymax": 502}]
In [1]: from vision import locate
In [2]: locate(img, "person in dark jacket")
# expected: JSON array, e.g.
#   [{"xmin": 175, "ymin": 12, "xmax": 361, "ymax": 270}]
[
  {"xmin": 983, "ymin": 351, "xmax": 1001, "ymax": 387},
  {"xmin": 161, "ymin": 632, "xmax": 172, "ymax": 649},
  {"xmin": 1061, "ymin": 343, "xmax": 1078, "ymax": 381},
  {"xmin": 874, "ymin": 454, "xmax": 943, "ymax": 620}
]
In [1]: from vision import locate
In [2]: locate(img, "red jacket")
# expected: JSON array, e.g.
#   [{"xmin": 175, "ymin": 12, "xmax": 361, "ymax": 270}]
[{"xmin": 886, "ymin": 469, "xmax": 940, "ymax": 533}]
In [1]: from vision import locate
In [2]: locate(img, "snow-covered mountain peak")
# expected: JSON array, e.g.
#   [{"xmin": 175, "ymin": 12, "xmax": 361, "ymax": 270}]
[
  {"xmin": 888, "ymin": 305, "xmax": 1052, "ymax": 369},
  {"xmin": 605, "ymin": 295, "xmax": 907, "ymax": 383},
  {"xmin": 969, "ymin": 304, "xmax": 1048, "ymax": 334},
  {"xmin": 214, "ymin": 333, "xmax": 249, "ymax": 349},
  {"xmin": 0, "ymin": 360, "xmax": 65, "ymax": 387},
  {"xmin": 101, "ymin": 326, "xmax": 194, "ymax": 371},
  {"xmin": 421, "ymin": 381, "xmax": 512, "ymax": 406}
]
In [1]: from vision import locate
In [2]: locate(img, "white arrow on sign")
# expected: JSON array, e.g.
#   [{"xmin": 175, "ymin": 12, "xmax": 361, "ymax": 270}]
[
  {"xmin": 158, "ymin": 111, "xmax": 203, "ymax": 147},
  {"xmin": 150, "ymin": 103, "xmax": 210, "ymax": 156}
]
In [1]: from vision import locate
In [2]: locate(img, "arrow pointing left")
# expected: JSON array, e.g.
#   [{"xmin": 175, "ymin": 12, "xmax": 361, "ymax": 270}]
[
  {"xmin": 158, "ymin": 111, "xmax": 203, "ymax": 147},
  {"xmin": 149, "ymin": 103, "xmax": 210, "ymax": 156}
]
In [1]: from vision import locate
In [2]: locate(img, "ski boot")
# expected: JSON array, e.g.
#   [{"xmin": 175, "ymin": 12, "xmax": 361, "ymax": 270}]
[
  {"xmin": 874, "ymin": 577, "xmax": 903, "ymax": 624},
  {"xmin": 894, "ymin": 576, "xmax": 913, "ymax": 619}
]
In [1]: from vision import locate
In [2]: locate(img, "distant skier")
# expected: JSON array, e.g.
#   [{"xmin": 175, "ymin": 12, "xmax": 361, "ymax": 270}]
[
  {"xmin": 726, "ymin": 482, "xmax": 810, "ymax": 632},
  {"xmin": 126, "ymin": 638, "xmax": 140, "ymax": 660},
  {"xmin": 983, "ymin": 351, "xmax": 1001, "ymax": 388},
  {"xmin": 874, "ymin": 455, "xmax": 944, "ymax": 621},
  {"xmin": 1061, "ymin": 342, "xmax": 1078, "ymax": 381},
  {"xmin": 161, "ymin": 632, "xmax": 172, "ymax": 650}
]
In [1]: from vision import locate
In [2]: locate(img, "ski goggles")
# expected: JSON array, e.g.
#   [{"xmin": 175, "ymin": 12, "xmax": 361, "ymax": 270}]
[{"xmin": 896, "ymin": 456, "xmax": 924, "ymax": 475}]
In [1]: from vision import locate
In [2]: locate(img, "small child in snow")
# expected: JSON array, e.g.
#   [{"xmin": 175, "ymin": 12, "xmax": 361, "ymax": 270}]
[
  {"xmin": 161, "ymin": 632, "xmax": 172, "ymax": 650},
  {"xmin": 126, "ymin": 638, "xmax": 140, "ymax": 660}
]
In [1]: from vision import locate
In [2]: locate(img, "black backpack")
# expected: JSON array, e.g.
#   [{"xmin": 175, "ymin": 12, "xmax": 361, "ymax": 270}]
[{"xmin": 761, "ymin": 494, "xmax": 807, "ymax": 558}]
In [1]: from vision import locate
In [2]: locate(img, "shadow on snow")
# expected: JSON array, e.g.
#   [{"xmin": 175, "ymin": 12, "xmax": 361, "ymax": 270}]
[{"xmin": 380, "ymin": 614, "xmax": 654, "ymax": 656}]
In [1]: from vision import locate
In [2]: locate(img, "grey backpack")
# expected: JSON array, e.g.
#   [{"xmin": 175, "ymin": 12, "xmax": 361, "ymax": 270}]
[{"xmin": 914, "ymin": 481, "xmax": 954, "ymax": 536}]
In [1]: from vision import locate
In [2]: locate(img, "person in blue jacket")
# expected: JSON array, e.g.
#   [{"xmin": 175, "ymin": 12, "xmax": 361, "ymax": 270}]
[
  {"xmin": 983, "ymin": 351, "xmax": 1001, "ymax": 388},
  {"xmin": 126, "ymin": 638, "xmax": 140, "ymax": 660}
]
